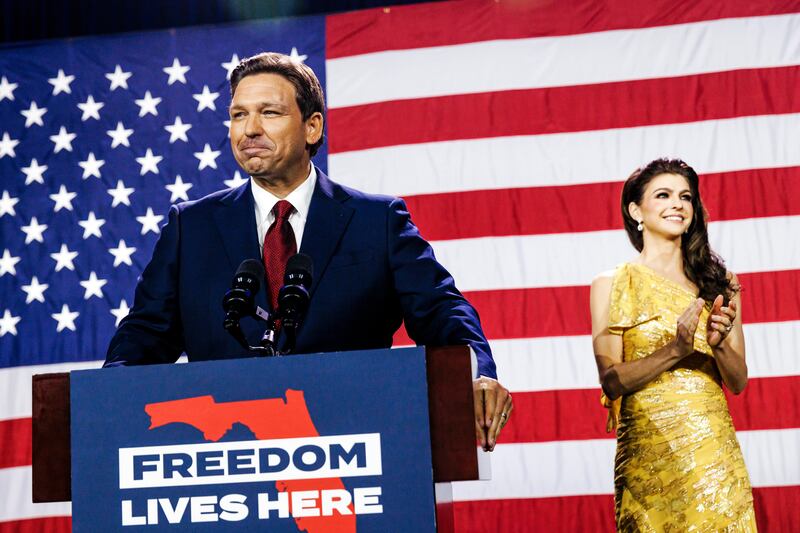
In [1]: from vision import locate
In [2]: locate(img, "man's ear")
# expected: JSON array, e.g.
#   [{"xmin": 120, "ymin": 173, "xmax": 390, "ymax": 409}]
[{"xmin": 305, "ymin": 112, "xmax": 324, "ymax": 145}]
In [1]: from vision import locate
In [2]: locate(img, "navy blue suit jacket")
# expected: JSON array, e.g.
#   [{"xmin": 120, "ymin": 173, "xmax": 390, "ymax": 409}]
[{"xmin": 105, "ymin": 170, "xmax": 496, "ymax": 378}]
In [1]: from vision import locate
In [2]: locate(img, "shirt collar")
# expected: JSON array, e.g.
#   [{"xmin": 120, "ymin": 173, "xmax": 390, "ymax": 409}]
[{"xmin": 250, "ymin": 164, "xmax": 317, "ymax": 222}]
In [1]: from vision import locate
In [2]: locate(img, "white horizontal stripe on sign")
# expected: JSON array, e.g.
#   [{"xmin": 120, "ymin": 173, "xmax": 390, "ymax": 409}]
[
  {"xmin": 451, "ymin": 428, "xmax": 800, "ymax": 501},
  {"xmin": 0, "ymin": 360, "xmax": 101, "ymax": 422},
  {"xmin": 326, "ymin": 13, "xmax": 800, "ymax": 108},
  {"xmin": 118, "ymin": 433, "xmax": 382, "ymax": 489},
  {"xmin": 0, "ymin": 466, "xmax": 71, "ymax": 522},
  {"xmin": 492, "ymin": 321, "xmax": 800, "ymax": 393},
  {"xmin": 432, "ymin": 215, "xmax": 800, "ymax": 292},
  {"xmin": 329, "ymin": 113, "xmax": 800, "ymax": 197}
]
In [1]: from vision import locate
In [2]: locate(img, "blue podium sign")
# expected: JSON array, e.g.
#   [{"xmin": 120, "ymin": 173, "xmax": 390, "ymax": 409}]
[{"xmin": 70, "ymin": 347, "xmax": 436, "ymax": 532}]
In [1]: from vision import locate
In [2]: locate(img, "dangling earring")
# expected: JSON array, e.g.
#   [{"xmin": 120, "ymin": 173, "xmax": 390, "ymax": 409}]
[{"xmin": 637, "ymin": 221, "xmax": 643, "ymax": 231}]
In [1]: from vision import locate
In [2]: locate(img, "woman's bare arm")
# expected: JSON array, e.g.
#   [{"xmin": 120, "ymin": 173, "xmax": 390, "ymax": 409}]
[
  {"xmin": 708, "ymin": 274, "xmax": 748, "ymax": 394},
  {"xmin": 590, "ymin": 273, "xmax": 704, "ymax": 400}
]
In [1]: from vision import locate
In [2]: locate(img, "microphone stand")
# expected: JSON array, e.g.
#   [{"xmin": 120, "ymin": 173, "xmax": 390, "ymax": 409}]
[
  {"xmin": 223, "ymin": 304, "xmax": 280, "ymax": 357},
  {"xmin": 224, "ymin": 254, "xmax": 312, "ymax": 357},
  {"xmin": 274, "ymin": 261, "xmax": 312, "ymax": 355},
  {"xmin": 255, "ymin": 305, "xmax": 279, "ymax": 356}
]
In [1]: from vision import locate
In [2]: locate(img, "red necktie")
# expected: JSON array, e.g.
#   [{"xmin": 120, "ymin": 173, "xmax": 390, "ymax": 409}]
[{"xmin": 263, "ymin": 200, "xmax": 297, "ymax": 311}]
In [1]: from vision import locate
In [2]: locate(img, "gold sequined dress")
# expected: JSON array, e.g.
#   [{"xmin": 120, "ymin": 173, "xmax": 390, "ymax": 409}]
[{"xmin": 607, "ymin": 263, "xmax": 756, "ymax": 532}]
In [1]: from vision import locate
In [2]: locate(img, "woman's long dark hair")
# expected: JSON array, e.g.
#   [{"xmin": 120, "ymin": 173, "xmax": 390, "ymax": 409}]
[{"xmin": 621, "ymin": 158, "xmax": 738, "ymax": 304}]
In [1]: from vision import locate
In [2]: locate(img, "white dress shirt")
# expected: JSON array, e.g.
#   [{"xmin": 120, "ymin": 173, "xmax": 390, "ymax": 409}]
[{"xmin": 251, "ymin": 165, "xmax": 317, "ymax": 252}]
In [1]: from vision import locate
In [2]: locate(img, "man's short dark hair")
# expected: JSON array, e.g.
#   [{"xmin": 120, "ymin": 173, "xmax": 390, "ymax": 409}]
[{"xmin": 230, "ymin": 52, "xmax": 325, "ymax": 156}]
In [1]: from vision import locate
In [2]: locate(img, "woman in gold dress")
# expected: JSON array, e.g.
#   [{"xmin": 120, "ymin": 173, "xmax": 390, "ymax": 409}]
[{"xmin": 590, "ymin": 158, "xmax": 756, "ymax": 531}]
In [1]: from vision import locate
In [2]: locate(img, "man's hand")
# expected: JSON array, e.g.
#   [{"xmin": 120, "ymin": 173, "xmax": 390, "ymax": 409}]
[{"xmin": 473, "ymin": 376, "xmax": 513, "ymax": 452}]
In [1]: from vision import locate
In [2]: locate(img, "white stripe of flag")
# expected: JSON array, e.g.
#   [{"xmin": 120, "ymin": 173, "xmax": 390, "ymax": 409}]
[
  {"xmin": 329, "ymin": 113, "xmax": 800, "ymax": 197},
  {"xmin": 491, "ymin": 321, "xmax": 800, "ymax": 393},
  {"xmin": 431, "ymin": 216, "xmax": 800, "ymax": 292},
  {"xmin": 452, "ymin": 429, "xmax": 800, "ymax": 501},
  {"xmin": 326, "ymin": 13, "xmax": 800, "ymax": 108}
]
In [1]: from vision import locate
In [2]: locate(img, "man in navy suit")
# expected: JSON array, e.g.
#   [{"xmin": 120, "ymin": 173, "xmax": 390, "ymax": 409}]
[{"xmin": 105, "ymin": 52, "xmax": 512, "ymax": 450}]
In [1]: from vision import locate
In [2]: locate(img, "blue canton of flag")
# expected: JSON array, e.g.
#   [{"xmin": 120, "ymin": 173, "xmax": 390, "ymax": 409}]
[{"xmin": 0, "ymin": 16, "xmax": 327, "ymax": 369}]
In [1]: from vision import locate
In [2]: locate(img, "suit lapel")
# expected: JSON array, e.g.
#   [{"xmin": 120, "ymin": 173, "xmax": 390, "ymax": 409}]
[
  {"xmin": 213, "ymin": 181, "xmax": 260, "ymax": 269},
  {"xmin": 300, "ymin": 170, "xmax": 353, "ymax": 299},
  {"xmin": 212, "ymin": 181, "xmax": 269, "ymax": 312}
]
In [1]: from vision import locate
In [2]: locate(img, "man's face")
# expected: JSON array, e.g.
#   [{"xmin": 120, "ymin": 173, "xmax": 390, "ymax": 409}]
[{"xmin": 229, "ymin": 73, "xmax": 322, "ymax": 181}]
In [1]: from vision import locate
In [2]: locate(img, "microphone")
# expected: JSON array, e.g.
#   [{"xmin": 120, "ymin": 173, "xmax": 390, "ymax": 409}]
[
  {"xmin": 222, "ymin": 259, "xmax": 264, "ymax": 350},
  {"xmin": 277, "ymin": 253, "xmax": 313, "ymax": 353}
]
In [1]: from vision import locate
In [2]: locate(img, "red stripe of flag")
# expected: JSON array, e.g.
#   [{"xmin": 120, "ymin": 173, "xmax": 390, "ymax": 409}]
[
  {"xmin": 329, "ymin": 66, "xmax": 800, "ymax": 153},
  {"xmin": 468, "ymin": 285, "xmax": 591, "ymax": 341},
  {"xmin": 499, "ymin": 376, "xmax": 800, "ymax": 445},
  {"xmin": 454, "ymin": 494, "xmax": 616, "ymax": 533},
  {"xmin": 394, "ymin": 268, "xmax": 800, "ymax": 345},
  {"xmin": 406, "ymin": 180, "xmax": 623, "ymax": 240},
  {"xmin": 0, "ymin": 418, "xmax": 30, "ymax": 469},
  {"xmin": 327, "ymin": 0, "xmax": 800, "ymax": 59},
  {"xmin": 751, "ymin": 486, "xmax": 800, "ymax": 532},
  {"xmin": 0, "ymin": 489, "xmax": 794, "ymax": 530},
  {"xmin": 727, "ymin": 376, "xmax": 800, "ymax": 433},
  {"xmin": 738, "ymin": 269, "xmax": 800, "ymax": 325},
  {"xmin": 395, "ymin": 284, "xmax": 585, "ymax": 345},
  {"xmin": 452, "ymin": 486, "xmax": 800, "ymax": 533},
  {"xmin": 403, "ymin": 166, "xmax": 800, "ymax": 241},
  {"xmin": 1, "ymin": 377, "xmax": 794, "ymax": 471},
  {"xmin": 502, "ymin": 388, "xmax": 612, "ymax": 443},
  {"xmin": 0, "ymin": 517, "xmax": 71, "ymax": 533}
]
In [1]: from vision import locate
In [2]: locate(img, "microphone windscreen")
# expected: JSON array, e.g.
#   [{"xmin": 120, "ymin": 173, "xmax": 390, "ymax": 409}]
[
  {"xmin": 237, "ymin": 258, "xmax": 265, "ymax": 277},
  {"xmin": 234, "ymin": 259, "xmax": 264, "ymax": 290},
  {"xmin": 284, "ymin": 253, "xmax": 313, "ymax": 287}
]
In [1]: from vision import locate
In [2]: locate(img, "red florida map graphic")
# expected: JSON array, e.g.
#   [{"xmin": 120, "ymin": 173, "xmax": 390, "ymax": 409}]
[{"xmin": 144, "ymin": 390, "xmax": 356, "ymax": 533}]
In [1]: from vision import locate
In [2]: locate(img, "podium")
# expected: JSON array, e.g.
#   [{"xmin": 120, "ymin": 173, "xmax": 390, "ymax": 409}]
[{"xmin": 32, "ymin": 346, "xmax": 487, "ymax": 532}]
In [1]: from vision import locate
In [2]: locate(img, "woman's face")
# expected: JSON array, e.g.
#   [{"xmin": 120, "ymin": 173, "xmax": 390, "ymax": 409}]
[{"xmin": 630, "ymin": 172, "xmax": 694, "ymax": 239}]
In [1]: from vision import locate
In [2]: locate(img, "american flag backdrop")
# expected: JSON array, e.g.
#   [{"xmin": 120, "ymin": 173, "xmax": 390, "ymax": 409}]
[{"xmin": 2, "ymin": 0, "xmax": 800, "ymax": 530}]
